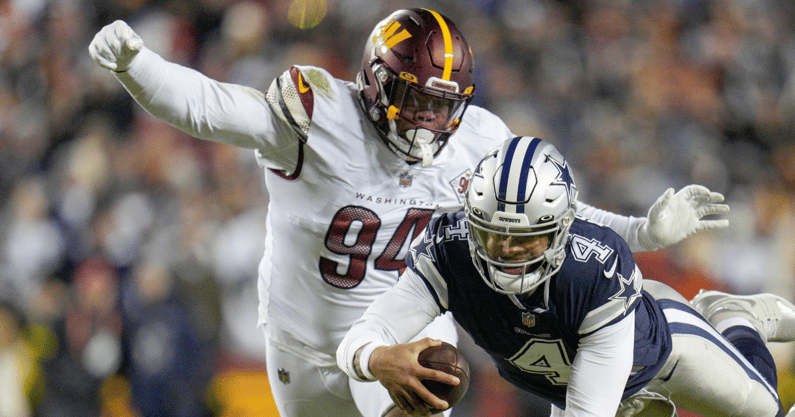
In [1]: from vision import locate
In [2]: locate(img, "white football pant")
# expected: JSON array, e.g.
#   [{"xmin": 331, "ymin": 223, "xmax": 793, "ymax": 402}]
[{"xmin": 264, "ymin": 313, "xmax": 458, "ymax": 417}]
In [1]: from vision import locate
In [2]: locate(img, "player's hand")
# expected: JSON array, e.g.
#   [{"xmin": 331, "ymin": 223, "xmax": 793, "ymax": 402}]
[
  {"xmin": 88, "ymin": 20, "xmax": 144, "ymax": 72},
  {"xmin": 369, "ymin": 338, "xmax": 457, "ymax": 416},
  {"xmin": 642, "ymin": 184, "xmax": 729, "ymax": 250}
]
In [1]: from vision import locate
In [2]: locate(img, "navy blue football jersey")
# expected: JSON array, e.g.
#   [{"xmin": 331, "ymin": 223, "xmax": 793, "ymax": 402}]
[{"xmin": 405, "ymin": 211, "xmax": 672, "ymax": 408}]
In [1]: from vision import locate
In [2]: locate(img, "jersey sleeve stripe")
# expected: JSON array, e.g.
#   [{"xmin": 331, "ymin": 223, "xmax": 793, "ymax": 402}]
[
  {"xmin": 579, "ymin": 299, "xmax": 626, "ymax": 335},
  {"xmin": 581, "ymin": 263, "xmax": 642, "ymax": 335},
  {"xmin": 415, "ymin": 271, "xmax": 447, "ymax": 313},
  {"xmin": 275, "ymin": 76, "xmax": 309, "ymax": 141},
  {"xmin": 414, "ymin": 254, "xmax": 449, "ymax": 308},
  {"xmin": 268, "ymin": 141, "xmax": 304, "ymax": 180}
]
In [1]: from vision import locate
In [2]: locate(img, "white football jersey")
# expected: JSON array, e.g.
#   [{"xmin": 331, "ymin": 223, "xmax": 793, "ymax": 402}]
[
  {"xmin": 113, "ymin": 49, "xmax": 649, "ymax": 368},
  {"xmin": 256, "ymin": 65, "xmax": 513, "ymax": 364}
]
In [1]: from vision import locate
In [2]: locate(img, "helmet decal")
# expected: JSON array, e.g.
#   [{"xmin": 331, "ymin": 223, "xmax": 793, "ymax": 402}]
[
  {"xmin": 426, "ymin": 9, "xmax": 454, "ymax": 80},
  {"xmin": 375, "ymin": 19, "xmax": 412, "ymax": 49},
  {"xmin": 547, "ymin": 155, "xmax": 576, "ymax": 207},
  {"xmin": 358, "ymin": 9, "xmax": 475, "ymax": 165},
  {"xmin": 498, "ymin": 137, "xmax": 542, "ymax": 213}
]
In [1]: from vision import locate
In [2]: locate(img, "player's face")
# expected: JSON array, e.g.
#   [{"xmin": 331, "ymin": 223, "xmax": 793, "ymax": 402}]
[
  {"xmin": 482, "ymin": 232, "xmax": 551, "ymax": 274},
  {"xmin": 397, "ymin": 89, "xmax": 457, "ymax": 132}
]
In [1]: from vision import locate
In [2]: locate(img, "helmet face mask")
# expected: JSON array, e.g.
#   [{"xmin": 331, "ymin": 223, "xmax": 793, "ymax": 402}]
[
  {"xmin": 358, "ymin": 9, "xmax": 475, "ymax": 166},
  {"xmin": 465, "ymin": 137, "xmax": 578, "ymax": 295}
]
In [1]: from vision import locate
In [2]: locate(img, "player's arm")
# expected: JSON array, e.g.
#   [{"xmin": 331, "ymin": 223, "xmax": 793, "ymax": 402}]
[
  {"xmin": 577, "ymin": 184, "xmax": 729, "ymax": 252},
  {"xmin": 565, "ymin": 310, "xmax": 636, "ymax": 416},
  {"xmin": 337, "ymin": 269, "xmax": 454, "ymax": 414},
  {"xmin": 337, "ymin": 268, "xmax": 442, "ymax": 380},
  {"xmin": 88, "ymin": 20, "xmax": 300, "ymax": 171},
  {"xmin": 561, "ymin": 231, "xmax": 643, "ymax": 416}
]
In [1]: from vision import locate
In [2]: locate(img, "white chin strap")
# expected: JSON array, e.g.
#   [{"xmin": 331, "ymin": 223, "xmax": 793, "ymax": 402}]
[
  {"xmin": 491, "ymin": 267, "xmax": 543, "ymax": 295},
  {"xmin": 404, "ymin": 129, "xmax": 435, "ymax": 167}
]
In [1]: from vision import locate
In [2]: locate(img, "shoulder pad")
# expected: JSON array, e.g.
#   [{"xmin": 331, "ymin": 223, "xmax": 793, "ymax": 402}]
[
  {"xmin": 293, "ymin": 65, "xmax": 335, "ymax": 99},
  {"xmin": 265, "ymin": 66, "xmax": 317, "ymax": 141}
]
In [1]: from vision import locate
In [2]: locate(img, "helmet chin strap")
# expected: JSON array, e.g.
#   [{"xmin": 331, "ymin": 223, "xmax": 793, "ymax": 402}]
[
  {"xmin": 492, "ymin": 267, "xmax": 543, "ymax": 295},
  {"xmin": 405, "ymin": 128, "xmax": 435, "ymax": 167}
]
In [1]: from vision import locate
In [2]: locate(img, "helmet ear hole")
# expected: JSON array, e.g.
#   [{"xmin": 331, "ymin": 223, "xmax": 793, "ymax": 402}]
[{"xmin": 360, "ymin": 70, "xmax": 371, "ymax": 88}]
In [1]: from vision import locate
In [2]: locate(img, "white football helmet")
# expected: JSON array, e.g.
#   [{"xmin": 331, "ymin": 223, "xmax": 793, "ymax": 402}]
[{"xmin": 465, "ymin": 136, "xmax": 577, "ymax": 295}]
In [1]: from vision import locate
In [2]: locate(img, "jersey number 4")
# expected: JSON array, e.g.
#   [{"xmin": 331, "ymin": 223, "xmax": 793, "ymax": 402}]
[
  {"xmin": 320, "ymin": 206, "xmax": 433, "ymax": 288},
  {"xmin": 509, "ymin": 338, "xmax": 572, "ymax": 385}
]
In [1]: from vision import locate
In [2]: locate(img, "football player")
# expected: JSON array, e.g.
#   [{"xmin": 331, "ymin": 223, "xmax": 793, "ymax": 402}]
[
  {"xmin": 90, "ymin": 9, "xmax": 730, "ymax": 417},
  {"xmin": 337, "ymin": 136, "xmax": 795, "ymax": 417}
]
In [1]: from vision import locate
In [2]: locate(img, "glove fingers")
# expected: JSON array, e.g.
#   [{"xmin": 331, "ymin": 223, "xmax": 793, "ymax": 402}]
[
  {"xmin": 107, "ymin": 35, "xmax": 125, "ymax": 58},
  {"xmin": 89, "ymin": 20, "xmax": 142, "ymax": 72},
  {"xmin": 696, "ymin": 204, "xmax": 730, "ymax": 218},
  {"xmin": 693, "ymin": 191, "xmax": 725, "ymax": 204},
  {"xmin": 707, "ymin": 191, "xmax": 726, "ymax": 203},
  {"xmin": 681, "ymin": 185, "xmax": 725, "ymax": 204},
  {"xmin": 694, "ymin": 219, "xmax": 730, "ymax": 231},
  {"xmin": 690, "ymin": 195, "xmax": 726, "ymax": 212},
  {"xmin": 681, "ymin": 184, "xmax": 709, "ymax": 199},
  {"xmin": 89, "ymin": 36, "xmax": 119, "ymax": 71},
  {"xmin": 114, "ymin": 21, "xmax": 143, "ymax": 53},
  {"xmin": 692, "ymin": 193, "xmax": 725, "ymax": 204}
]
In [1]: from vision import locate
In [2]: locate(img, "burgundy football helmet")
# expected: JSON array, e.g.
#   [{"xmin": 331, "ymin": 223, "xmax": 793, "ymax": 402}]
[{"xmin": 358, "ymin": 8, "xmax": 475, "ymax": 166}]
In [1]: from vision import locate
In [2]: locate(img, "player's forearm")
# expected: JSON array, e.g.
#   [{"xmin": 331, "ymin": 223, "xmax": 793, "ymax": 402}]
[
  {"xmin": 337, "ymin": 323, "xmax": 389, "ymax": 382},
  {"xmin": 114, "ymin": 47, "xmax": 272, "ymax": 149},
  {"xmin": 565, "ymin": 312, "xmax": 635, "ymax": 416},
  {"xmin": 338, "ymin": 277, "xmax": 440, "ymax": 382},
  {"xmin": 576, "ymin": 202, "xmax": 650, "ymax": 252},
  {"xmin": 338, "ymin": 310, "xmax": 430, "ymax": 382}
]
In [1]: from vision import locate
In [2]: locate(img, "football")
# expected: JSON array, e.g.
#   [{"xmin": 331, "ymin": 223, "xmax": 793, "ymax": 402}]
[{"xmin": 417, "ymin": 342, "xmax": 470, "ymax": 412}]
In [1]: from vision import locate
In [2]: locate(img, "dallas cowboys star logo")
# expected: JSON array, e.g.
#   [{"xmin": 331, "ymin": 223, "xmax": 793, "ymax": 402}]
[
  {"xmin": 608, "ymin": 266, "xmax": 643, "ymax": 313},
  {"xmin": 410, "ymin": 230, "xmax": 437, "ymax": 265},
  {"xmin": 546, "ymin": 155, "xmax": 576, "ymax": 204}
]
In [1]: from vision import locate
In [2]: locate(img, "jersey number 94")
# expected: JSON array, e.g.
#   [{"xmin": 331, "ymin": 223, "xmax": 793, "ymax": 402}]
[{"xmin": 320, "ymin": 206, "xmax": 434, "ymax": 288}]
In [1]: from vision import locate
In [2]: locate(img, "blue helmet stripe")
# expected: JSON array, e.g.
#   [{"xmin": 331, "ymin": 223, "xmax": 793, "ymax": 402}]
[
  {"xmin": 498, "ymin": 137, "xmax": 541, "ymax": 213},
  {"xmin": 498, "ymin": 137, "xmax": 521, "ymax": 212},
  {"xmin": 516, "ymin": 138, "xmax": 541, "ymax": 213}
]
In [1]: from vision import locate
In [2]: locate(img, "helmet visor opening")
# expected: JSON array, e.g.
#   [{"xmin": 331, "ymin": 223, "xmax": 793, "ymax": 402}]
[
  {"xmin": 469, "ymin": 222, "xmax": 554, "ymax": 271},
  {"xmin": 392, "ymin": 80, "xmax": 470, "ymax": 134}
]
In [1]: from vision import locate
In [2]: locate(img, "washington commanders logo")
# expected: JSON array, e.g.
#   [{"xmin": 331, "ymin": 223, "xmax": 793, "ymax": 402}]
[{"xmin": 374, "ymin": 18, "xmax": 412, "ymax": 48}]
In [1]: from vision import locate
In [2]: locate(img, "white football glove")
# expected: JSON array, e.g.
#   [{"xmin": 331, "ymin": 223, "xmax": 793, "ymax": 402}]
[
  {"xmin": 640, "ymin": 184, "xmax": 730, "ymax": 250},
  {"xmin": 88, "ymin": 20, "xmax": 144, "ymax": 72}
]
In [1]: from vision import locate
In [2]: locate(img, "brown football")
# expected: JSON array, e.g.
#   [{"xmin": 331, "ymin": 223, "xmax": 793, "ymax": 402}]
[{"xmin": 417, "ymin": 342, "xmax": 470, "ymax": 412}]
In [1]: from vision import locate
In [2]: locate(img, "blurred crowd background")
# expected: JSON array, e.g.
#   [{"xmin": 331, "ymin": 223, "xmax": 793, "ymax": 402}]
[{"xmin": 1, "ymin": 0, "xmax": 794, "ymax": 415}]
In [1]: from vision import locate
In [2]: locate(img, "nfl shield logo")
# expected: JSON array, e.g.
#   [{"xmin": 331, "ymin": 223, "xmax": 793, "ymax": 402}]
[
  {"xmin": 522, "ymin": 312, "xmax": 535, "ymax": 328},
  {"xmin": 278, "ymin": 368, "xmax": 290, "ymax": 384},
  {"xmin": 399, "ymin": 172, "xmax": 413, "ymax": 188}
]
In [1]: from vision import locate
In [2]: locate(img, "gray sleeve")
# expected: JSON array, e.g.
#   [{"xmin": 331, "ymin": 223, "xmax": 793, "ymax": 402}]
[{"xmin": 576, "ymin": 202, "xmax": 655, "ymax": 252}]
